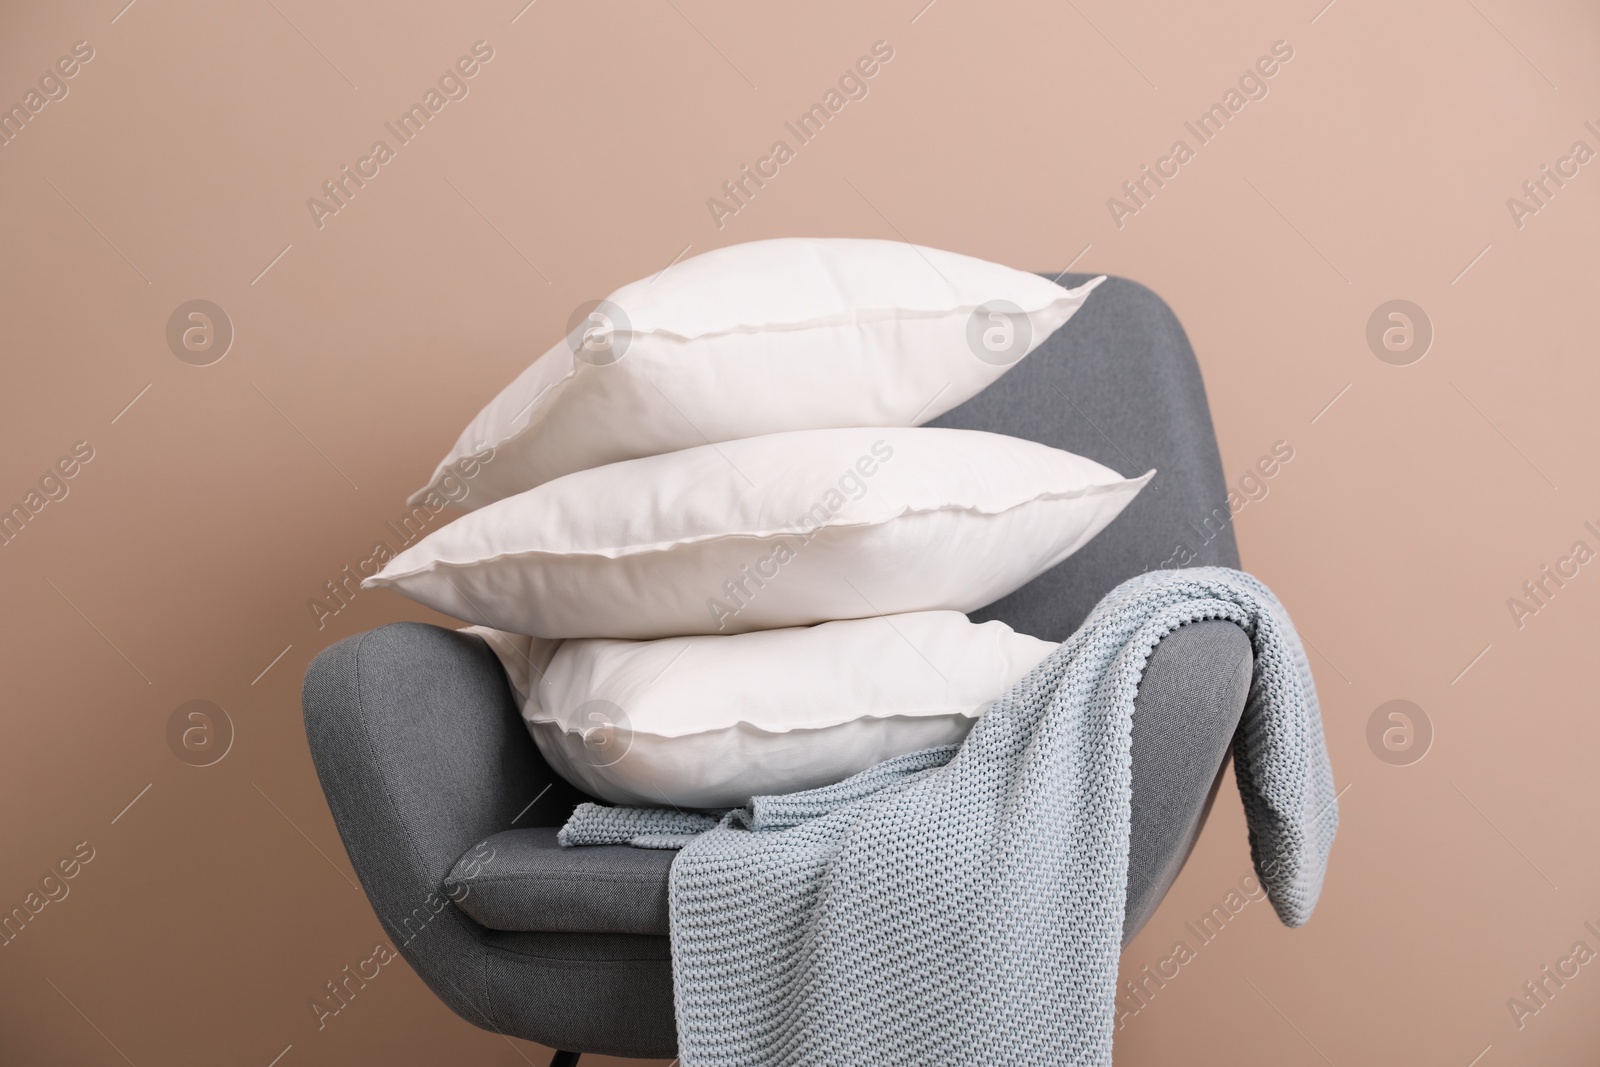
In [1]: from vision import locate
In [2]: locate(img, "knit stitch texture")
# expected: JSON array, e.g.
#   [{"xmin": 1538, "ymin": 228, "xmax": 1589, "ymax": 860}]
[{"xmin": 559, "ymin": 567, "xmax": 1338, "ymax": 1066}]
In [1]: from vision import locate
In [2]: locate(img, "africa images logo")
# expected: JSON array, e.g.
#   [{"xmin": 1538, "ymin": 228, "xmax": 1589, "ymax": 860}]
[
  {"xmin": 304, "ymin": 41, "xmax": 495, "ymax": 230},
  {"xmin": 705, "ymin": 40, "xmax": 895, "ymax": 229},
  {"xmin": 1105, "ymin": 40, "xmax": 1295, "ymax": 229}
]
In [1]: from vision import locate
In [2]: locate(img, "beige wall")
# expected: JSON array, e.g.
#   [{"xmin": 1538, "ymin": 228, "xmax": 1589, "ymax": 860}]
[{"xmin": 2, "ymin": 1, "xmax": 1597, "ymax": 1063}]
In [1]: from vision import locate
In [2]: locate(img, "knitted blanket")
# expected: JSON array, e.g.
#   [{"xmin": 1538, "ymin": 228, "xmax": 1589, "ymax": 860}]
[{"xmin": 558, "ymin": 567, "xmax": 1338, "ymax": 1066}]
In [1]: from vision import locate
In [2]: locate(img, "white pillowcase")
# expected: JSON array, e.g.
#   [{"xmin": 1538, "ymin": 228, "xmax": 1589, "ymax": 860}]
[
  {"xmin": 459, "ymin": 625, "xmax": 555, "ymax": 708},
  {"xmin": 368, "ymin": 426, "xmax": 1152, "ymax": 639},
  {"xmin": 410, "ymin": 238, "xmax": 1104, "ymax": 508},
  {"xmin": 522, "ymin": 611, "xmax": 1058, "ymax": 808}
]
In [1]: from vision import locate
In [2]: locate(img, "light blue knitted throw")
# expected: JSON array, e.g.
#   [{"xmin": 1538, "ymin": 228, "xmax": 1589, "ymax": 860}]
[{"xmin": 559, "ymin": 567, "xmax": 1338, "ymax": 1066}]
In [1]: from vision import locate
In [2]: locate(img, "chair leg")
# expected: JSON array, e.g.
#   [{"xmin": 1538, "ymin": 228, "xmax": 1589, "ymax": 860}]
[{"xmin": 547, "ymin": 1052, "xmax": 581, "ymax": 1067}]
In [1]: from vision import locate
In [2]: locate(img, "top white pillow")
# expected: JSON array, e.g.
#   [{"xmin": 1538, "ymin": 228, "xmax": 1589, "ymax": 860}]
[{"xmin": 411, "ymin": 238, "xmax": 1103, "ymax": 508}]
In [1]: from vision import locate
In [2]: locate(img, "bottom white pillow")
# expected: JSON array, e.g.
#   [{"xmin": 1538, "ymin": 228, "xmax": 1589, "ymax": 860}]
[{"xmin": 508, "ymin": 611, "xmax": 1057, "ymax": 809}]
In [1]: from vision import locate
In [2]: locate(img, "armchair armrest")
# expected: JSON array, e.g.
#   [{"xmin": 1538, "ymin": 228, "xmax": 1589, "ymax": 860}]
[
  {"xmin": 301, "ymin": 622, "xmax": 585, "ymax": 1023},
  {"xmin": 1125, "ymin": 618, "xmax": 1252, "ymax": 938}
]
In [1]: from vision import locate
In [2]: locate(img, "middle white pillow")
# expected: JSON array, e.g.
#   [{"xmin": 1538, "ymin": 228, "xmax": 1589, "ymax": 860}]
[{"xmin": 365, "ymin": 426, "xmax": 1152, "ymax": 639}]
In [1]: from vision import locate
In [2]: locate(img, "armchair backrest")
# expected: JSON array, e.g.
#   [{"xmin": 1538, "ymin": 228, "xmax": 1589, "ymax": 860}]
[{"xmin": 931, "ymin": 273, "xmax": 1239, "ymax": 641}]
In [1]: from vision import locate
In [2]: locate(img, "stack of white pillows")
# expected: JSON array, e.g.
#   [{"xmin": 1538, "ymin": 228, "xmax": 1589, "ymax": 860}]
[{"xmin": 367, "ymin": 238, "xmax": 1152, "ymax": 809}]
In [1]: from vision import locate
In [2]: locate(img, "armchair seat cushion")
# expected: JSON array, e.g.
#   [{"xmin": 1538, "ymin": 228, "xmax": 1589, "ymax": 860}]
[{"xmin": 449, "ymin": 827, "xmax": 673, "ymax": 935}]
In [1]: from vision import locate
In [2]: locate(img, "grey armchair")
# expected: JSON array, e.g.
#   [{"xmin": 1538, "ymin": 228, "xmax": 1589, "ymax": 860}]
[{"xmin": 302, "ymin": 275, "xmax": 1248, "ymax": 1063}]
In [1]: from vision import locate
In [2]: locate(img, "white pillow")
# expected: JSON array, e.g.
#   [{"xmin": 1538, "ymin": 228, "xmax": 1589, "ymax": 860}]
[
  {"xmin": 368, "ymin": 426, "xmax": 1152, "ymax": 639},
  {"xmin": 523, "ymin": 611, "xmax": 1058, "ymax": 808},
  {"xmin": 409, "ymin": 237, "xmax": 1104, "ymax": 507},
  {"xmin": 458, "ymin": 625, "xmax": 556, "ymax": 708}
]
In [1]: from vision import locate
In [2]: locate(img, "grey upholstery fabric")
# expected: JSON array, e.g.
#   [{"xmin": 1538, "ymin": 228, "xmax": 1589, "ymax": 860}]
[
  {"xmin": 480, "ymin": 931, "xmax": 674, "ymax": 1055},
  {"xmin": 1123, "ymin": 619, "xmax": 1251, "ymax": 936},
  {"xmin": 302, "ymin": 623, "xmax": 677, "ymax": 1059},
  {"xmin": 931, "ymin": 274, "xmax": 1241, "ymax": 639},
  {"xmin": 446, "ymin": 620, "xmax": 1250, "ymax": 944},
  {"xmin": 301, "ymin": 273, "xmax": 1244, "ymax": 1058},
  {"xmin": 448, "ymin": 827, "xmax": 674, "ymax": 935}
]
